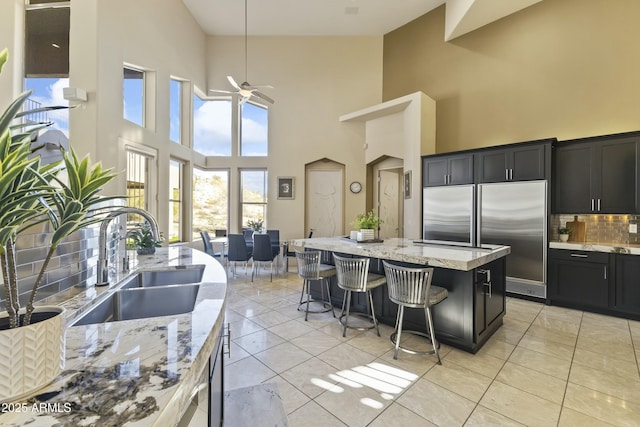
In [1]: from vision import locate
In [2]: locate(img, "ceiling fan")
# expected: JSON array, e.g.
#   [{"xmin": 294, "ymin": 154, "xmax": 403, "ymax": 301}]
[{"xmin": 209, "ymin": 0, "xmax": 274, "ymax": 105}]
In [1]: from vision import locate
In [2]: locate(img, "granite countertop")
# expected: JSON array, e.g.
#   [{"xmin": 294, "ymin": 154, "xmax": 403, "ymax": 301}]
[
  {"xmin": 550, "ymin": 241, "xmax": 640, "ymax": 255},
  {"xmin": 290, "ymin": 237, "xmax": 511, "ymax": 271},
  {"xmin": 0, "ymin": 247, "xmax": 227, "ymax": 427}
]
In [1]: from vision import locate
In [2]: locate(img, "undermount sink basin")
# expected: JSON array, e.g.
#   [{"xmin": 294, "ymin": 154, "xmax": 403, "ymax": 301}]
[
  {"xmin": 121, "ymin": 266, "xmax": 205, "ymax": 289},
  {"xmin": 72, "ymin": 284, "xmax": 200, "ymax": 326}
]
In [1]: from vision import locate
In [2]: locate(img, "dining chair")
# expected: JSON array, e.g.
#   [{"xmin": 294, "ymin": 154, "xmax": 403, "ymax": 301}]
[
  {"xmin": 251, "ymin": 234, "xmax": 278, "ymax": 282},
  {"xmin": 227, "ymin": 234, "xmax": 252, "ymax": 277}
]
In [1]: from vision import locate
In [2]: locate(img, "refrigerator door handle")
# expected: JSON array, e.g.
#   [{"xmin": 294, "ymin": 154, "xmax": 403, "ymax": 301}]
[
  {"xmin": 591, "ymin": 198, "xmax": 595, "ymax": 211},
  {"xmin": 505, "ymin": 169, "xmax": 509, "ymax": 181}
]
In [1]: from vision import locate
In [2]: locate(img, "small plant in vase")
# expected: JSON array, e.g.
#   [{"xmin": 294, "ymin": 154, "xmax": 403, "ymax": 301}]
[
  {"xmin": 247, "ymin": 218, "xmax": 263, "ymax": 234},
  {"xmin": 351, "ymin": 209, "xmax": 383, "ymax": 241},
  {"xmin": 128, "ymin": 222, "xmax": 163, "ymax": 255},
  {"xmin": 558, "ymin": 227, "xmax": 571, "ymax": 242}
]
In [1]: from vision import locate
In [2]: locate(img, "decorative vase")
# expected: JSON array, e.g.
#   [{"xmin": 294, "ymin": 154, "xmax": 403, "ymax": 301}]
[
  {"xmin": 559, "ymin": 234, "xmax": 569, "ymax": 242},
  {"xmin": 358, "ymin": 229, "xmax": 375, "ymax": 241},
  {"xmin": 137, "ymin": 247, "xmax": 156, "ymax": 255},
  {"xmin": 350, "ymin": 231, "xmax": 358, "ymax": 240},
  {"xmin": 0, "ymin": 306, "xmax": 65, "ymax": 403}
]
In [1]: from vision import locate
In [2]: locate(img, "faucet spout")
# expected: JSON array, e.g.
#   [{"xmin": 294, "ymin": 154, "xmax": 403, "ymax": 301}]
[{"xmin": 96, "ymin": 207, "xmax": 159, "ymax": 286}]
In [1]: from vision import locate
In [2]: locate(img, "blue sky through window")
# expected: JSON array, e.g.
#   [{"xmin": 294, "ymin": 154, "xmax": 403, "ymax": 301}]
[
  {"xmin": 123, "ymin": 67, "xmax": 144, "ymax": 126},
  {"xmin": 170, "ymin": 79, "xmax": 181, "ymax": 143},
  {"xmin": 193, "ymin": 96, "xmax": 232, "ymax": 156},
  {"xmin": 241, "ymin": 102, "xmax": 268, "ymax": 156},
  {"xmin": 24, "ymin": 77, "xmax": 69, "ymax": 136}
]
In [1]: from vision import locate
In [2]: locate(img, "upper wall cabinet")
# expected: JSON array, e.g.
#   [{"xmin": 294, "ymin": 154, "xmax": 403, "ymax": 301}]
[
  {"xmin": 553, "ymin": 132, "xmax": 640, "ymax": 214},
  {"xmin": 475, "ymin": 142, "xmax": 550, "ymax": 183},
  {"xmin": 422, "ymin": 154, "xmax": 474, "ymax": 187}
]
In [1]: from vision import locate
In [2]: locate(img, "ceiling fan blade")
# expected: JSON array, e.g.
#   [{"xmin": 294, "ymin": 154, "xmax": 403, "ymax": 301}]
[
  {"xmin": 209, "ymin": 89, "xmax": 235, "ymax": 95},
  {"xmin": 239, "ymin": 95, "xmax": 251, "ymax": 105},
  {"xmin": 227, "ymin": 75, "xmax": 241, "ymax": 90},
  {"xmin": 249, "ymin": 84, "xmax": 274, "ymax": 89},
  {"xmin": 252, "ymin": 91, "xmax": 275, "ymax": 104}
]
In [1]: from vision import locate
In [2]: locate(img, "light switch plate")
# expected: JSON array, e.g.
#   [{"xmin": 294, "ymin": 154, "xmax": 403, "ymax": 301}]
[{"xmin": 630, "ymin": 223, "xmax": 637, "ymax": 234}]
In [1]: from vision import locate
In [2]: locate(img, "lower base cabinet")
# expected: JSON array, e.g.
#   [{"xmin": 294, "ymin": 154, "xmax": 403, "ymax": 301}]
[{"xmin": 615, "ymin": 254, "xmax": 640, "ymax": 316}]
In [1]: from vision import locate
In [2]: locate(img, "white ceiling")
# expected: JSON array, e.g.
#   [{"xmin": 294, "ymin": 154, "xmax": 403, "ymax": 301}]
[{"xmin": 182, "ymin": 0, "xmax": 446, "ymax": 36}]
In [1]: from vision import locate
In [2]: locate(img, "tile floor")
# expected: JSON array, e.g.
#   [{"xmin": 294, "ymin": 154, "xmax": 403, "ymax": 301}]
[{"xmin": 223, "ymin": 268, "xmax": 640, "ymax": 427}]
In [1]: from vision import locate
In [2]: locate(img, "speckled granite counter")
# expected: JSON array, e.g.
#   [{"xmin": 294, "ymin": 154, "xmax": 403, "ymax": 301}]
[
  {"xmin": 550, "ymin": 241, "xmax": 640, "ymax": 255},
  {"xmin": 290, "ymin": 237, "xmax": 511, "ymax": 270},
  {"xmin": 0, "ymin": 247, "xmax": 227, "ymax": 427}
]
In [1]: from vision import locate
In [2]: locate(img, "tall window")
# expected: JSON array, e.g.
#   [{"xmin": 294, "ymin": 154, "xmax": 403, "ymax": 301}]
[
  {"xmin": 169, "ymin": 78, "xmax": 181, "ymax": 143},
  {"xmin": 241, "ymin": 169, "xmax": 267, "ymax": 230},
  {"xmin": 240, "ymin": 102, "xmax": 268, "ymax": 156},
  {"xmin": 126, "ymin": 150, "xmax": 153, "ymax": 225},
  {"xmin": 123, "ymin": 66, "xmax": 144, "ymax": 126},
  {"xmin": 192, "ymin": 169, "xmax": 229, "ymax": 239},
  {"xmin": 193, "ymin": 95, "xmax": 232, "ymax": 156},
  {"xmin": 168, "ymin": 160, "xmax": 184, "ymax": 243}
]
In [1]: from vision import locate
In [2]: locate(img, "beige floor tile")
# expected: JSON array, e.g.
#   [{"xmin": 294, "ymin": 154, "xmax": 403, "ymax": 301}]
[
  {"xmin": 576, "ymin": 335, "xmax": 636, "ymax": 362},
  {"xmin": 231, "ymin": 300, "xmax": 271, "ymax": 318},
  {"xmin": 477, "ymin": 337, "xmax": 515, "ymax": 360},
  {"xmin": 287, "ymin": 400, "xmax": 348, "ymax": 427},
  {"xmin": 507, "ymin": 346, "xmax": 571, "ymax": 380},
  {"xmin": 582, "ymin": 311, "xmax": 630, "ymax": 328},
  {"xmin": 368, "ymin": 402, "xmax": 437, "ymax": 427},
  {"xmin": 558, "ymin": 407, "xmax": 616, "ymax": 427},
  {"xmin": 280, "ymin": 357, "xmax": 342, "ymax": 399},
  {"xmin": 424, "ymin": 362, "xmax": 492, "ymax": 402},
  {"xmin": 564, "ymin": 383, "xmax": 640, "ymax": 427},
  {"xmin": 579, "ymin": 324, "xmax": 633, "ymax": 346},
  {"xmin": 572, "ymin": 347, "xmax": 640, "ymax": 380},
  {"xmin": 501, "ymin": 316, "xmax": 532, "ymax": 334},
  {"xmin": 224, "ymin": 356, "xmax": 276, "ymax": 391},
  {"xmin": 525, "ymin": 323, "xmax": 579, "ymax": 346},
  {"xmin": 223, "ymin": 308, "xmax": 245, "ymax": 323},
  {"xmin": 537, "ymin": 305, "xmax": 583, "ymax": 323},
  {"xmin": 495, "ymin": 361, "xmax": 567, "ymax": 404},
  {"xmin": 233, "ymin": 329, "xmax": 286, "ymax": 355},
  {"xmin": 249, "ymin": 310, "xmax": 293, "ymax": 328},
  {"xmin": 228, "ymin": 317, "xmax": 264, "ymax": 338},
  {"xmin": 295, "ymin": 309, "xmax": 338, "ymax": 329},
  {"xmin": 490, "ymin": 325, "xmax": 525, "ymax": 345},
  {"xmin": 506, "ymin": 297, "xmax": 544, "ymax": 313},
  {"xmin": 517, "ymin": 333, "xmax": 575, "ymax": 361},
  {"xmin": 318, "ymin": 342, "xmax": 377, "ymax": 372},
  {"xmin": 269, "ymin": 319, "xmax": 316, "ymax": 340},
  {"xmin": 317, "ymin": 319, "xmax": 365, "ymax": 341},
  {"xmin": 376, "ymin": 347, "xmax": 438, "ymax": 378},
  {"xmin": 464, "ymin": 405, "xmax": 525, "ymax": 427},
  {"xmin": 254, "ymin": 342, "xmax": 313, "ymax": 373},
  {"xmin": 224, "ymin": 342, "xmax": 250, "ymax": 366},
  {"xmin": 266, "ymin": 376, "xmax": 311, "ymax": 415},
  {"xmin": 443, "ymin": 347, "xmax": 506, "ymax": 379},
  {"xmin": 569, "ymin": 363, "xmax": 640, "ymax": 405},
  {"xmin": 398, "ymin": 377, "xmax": 476, "ymax": 427},
  {"xmin": 290, "ymin": 330, "xmax": 342, "ymax": 356},
  {"xmin": 504, "ymin": 309, "xmax": 538, "ymax": 325},
  {"xmin": 480, "ymin": 381, "xmax": 561, "ymax": 427},
  {"xmin": 345, "ymin": 328, "xmax": 396, "ymax": 357}
]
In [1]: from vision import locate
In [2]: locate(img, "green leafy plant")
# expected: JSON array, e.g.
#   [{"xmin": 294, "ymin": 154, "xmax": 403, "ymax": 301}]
[
  {"xmin": 0, "ymin": 48, "xmax": 120, "ymax": 327},
  {"xmin": 128, "ymin": 222, "xmax": 164, "ymax": 250},
  {"xmin": 351, "ymin": 209, "xmax": 383, "ymax": 230},
  {"xmin": 247, "ymin": 218, "xmax": 263, "ymax": 232},
  {"xmin": 558, "ymin": 227, "xmax": 571, "ymax": 235}
]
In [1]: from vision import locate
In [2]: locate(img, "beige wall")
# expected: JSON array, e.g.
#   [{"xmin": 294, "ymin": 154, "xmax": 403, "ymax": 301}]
[
  {"xmin": 0, "ymin": 0, "xmax": 25, "ymax": 106},
  {"xmin": 383, "ymin": 0, "xmax": 640, "ymax": 153}
]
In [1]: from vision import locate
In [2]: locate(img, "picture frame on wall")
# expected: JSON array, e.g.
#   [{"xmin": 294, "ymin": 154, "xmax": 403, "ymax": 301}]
[
  {"xmin": 404, "ymin": 170, "xmax": 412, "ymax": 199},
  {"xmin": 277, "ymin": 177, "xmax": 295, "ymax": 200}
]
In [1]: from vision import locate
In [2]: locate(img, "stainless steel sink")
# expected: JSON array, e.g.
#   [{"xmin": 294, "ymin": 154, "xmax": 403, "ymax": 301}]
[
  {"xmin": 72, "ymin": 284, "xmax": 200, "ymax": 326},
  {"xmin": 121, "ymin": 266, "xmax": 205, "ymax": 289}
]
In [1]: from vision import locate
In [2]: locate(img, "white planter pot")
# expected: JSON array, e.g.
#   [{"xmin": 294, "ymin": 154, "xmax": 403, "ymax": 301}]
[
  {"xmin": 358, "ymin": 229, "xmax": 375, "ymax": 241},
  {"xmin": 559, "ymin": 234, "xmax": 569, "ymax": 242},
  {"xmin": 0, "ymin": 306, "xmax": 65, "ymax": 403},
  {"xmin": 350, "ymin": 231, "xmax": 359, "ymax": 240}
]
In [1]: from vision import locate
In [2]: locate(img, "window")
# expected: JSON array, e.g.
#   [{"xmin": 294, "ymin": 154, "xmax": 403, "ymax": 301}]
[
  {"xmin": 126, "ymin": 150, "xmax": 153, "ymax": 225},
  {"xmin": 123, "ymin": 66, "xmax": 144, "ymax": 126},
  {"xmin": 169, "ymin": 78, "xmax": 181, "ymax": 143},
  {"xmin": 240, "ymin": 101, "xmax": 268, "ymax": 156},
  {"xmin": 193, "ymin": 95, "xmax": 232, "ymax": 156},
  {"xmin": 168, "ymin": 160, "xmax": 184, "ymax": 243},
  {"xmin": 240, "ymin": 169, "xmax": 267, "ymax": 230},
  {"xmin": 192, "ymin": 168, "xmax": 229, "ymax": 240}
]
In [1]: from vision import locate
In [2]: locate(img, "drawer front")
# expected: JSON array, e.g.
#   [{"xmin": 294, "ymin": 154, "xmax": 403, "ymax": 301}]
[{"xmin": 548, "ymin": 248, "xmax": 610, "ymax": 263}]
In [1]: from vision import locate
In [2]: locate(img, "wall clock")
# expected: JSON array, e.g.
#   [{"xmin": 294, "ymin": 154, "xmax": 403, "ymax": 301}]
[{"xmin": 350, "ymin": 181, "xmax": 362, "ymax": 194}]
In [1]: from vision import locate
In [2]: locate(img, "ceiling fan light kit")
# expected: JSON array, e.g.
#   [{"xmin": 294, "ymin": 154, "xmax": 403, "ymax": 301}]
[{"xmin": 209, "ymin": 0, "xmax": 274, "ymax": 104}]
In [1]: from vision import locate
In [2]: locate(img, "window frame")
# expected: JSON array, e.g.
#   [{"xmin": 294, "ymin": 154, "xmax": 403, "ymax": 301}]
[
  {"xmin": 240, "ymin": 168, "xmax": 268, "ymax": 230},
  {"xmin": 169, "ymin": 159, "xmax": 185, "ymax": 244},
  {"xmin": 123, "ymin": 65, "xmax": 146, "ymax": 127}
]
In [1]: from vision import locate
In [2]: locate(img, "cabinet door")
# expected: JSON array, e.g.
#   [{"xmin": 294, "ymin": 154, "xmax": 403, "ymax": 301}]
[
  {"xmin": 511, "ymin": 145, "xmax": 546, "ymax": 181},
  {"xmin": 548, "ymin": 253, "xmax": 610, "ymax": 309},
  {"xmin": 476, "ymin": 150, "xmax": 509, "ymax": 183},
  {"xmin": 423, "ymin": 157, "xmax": 449, "ymax": 187},
  {"xmin": 553, "ymin": 144, "xmax": 594, "ymax": 213},
  {"xmin": 615, "ymin": 254, "xmax": 640, "ymax": 315},
  {"xmin": 597, "ymin": 139, "xmax": 640, "ymax": 213},
  {"xmin": 447, "ymin": 155, "xmax": 474, "ymax": 185}
]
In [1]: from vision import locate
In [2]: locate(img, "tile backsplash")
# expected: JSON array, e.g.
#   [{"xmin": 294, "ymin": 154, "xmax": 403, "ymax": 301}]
[{"xmin": 551, "ymin": 214, "xmax": 640, "ymax": 245}]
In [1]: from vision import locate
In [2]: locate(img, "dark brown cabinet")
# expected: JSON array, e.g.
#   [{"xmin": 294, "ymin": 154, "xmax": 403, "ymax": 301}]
[
  {"xmin": 476, "ymin": 143, "xmax": 548, "ymax": 183},
  {"xmin": 475, "ymin": 261, "xmax": 505, "ymax": 340},
  {"xmin": 553, "ymin": 133, "xmax": 640, "ymax": 213},
  {"xmin": 615, "ymin": 254, "xmax": 640, "ymax": 316},
  {"xmin": 422, "ymin": 154, "xmax": 474, "ymax": 187}
]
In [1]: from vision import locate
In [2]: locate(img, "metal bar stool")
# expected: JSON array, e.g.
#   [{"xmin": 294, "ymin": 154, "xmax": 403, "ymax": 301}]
[
  {"xmin": 294, "ymin": 249, "xmax": 336, "ymax": 321},
  {"xmin": 333, "ymin": 254, "xmax": 386, "ymax": 337},
  {"xmin": 382, "ymin": 260, "xmax": 448, "ymax": 364}
]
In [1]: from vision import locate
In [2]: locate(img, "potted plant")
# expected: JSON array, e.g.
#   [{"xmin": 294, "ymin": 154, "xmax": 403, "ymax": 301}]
[
  {"xmin": 0, "ymin": 48, "xmax": 119, "ymax": 402},
  {"xmin": 247, "ymin": 218, "xmax": 263, "ymax": 233},
  {"xmin": 128, "ymin": 222, "xmax": 163, "ymax": 255},
  {"xmin": 558, "ymin": 226, "xmax": 571, "ymax": 242},
  {"xmin": 351, "ymin": 209, "xmax": 383, "ymax": 241}
]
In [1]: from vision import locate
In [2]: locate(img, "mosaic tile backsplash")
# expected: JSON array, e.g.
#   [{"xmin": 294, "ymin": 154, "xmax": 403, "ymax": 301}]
[{"xmin": 551, "ymin": 214, "xmax": 640, "ymax": 245}]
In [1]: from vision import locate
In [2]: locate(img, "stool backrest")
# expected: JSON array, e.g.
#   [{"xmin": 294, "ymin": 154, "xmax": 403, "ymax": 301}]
[
  {"xmin": 383, "ymin": 261, "xmax": 434, "ymax": 308},
  {"xmin": 333, "ymin": 254, "xmax": 370, "ymax": 292},
  {"xmin": 295, "ymin": 249, "xmax": 321, "ymax": 280}
]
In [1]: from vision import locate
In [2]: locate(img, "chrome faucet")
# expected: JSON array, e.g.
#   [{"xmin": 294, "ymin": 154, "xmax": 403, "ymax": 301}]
[{"xmin": 96, "ymin": 207, "xmax": 159, "ymax": 286}]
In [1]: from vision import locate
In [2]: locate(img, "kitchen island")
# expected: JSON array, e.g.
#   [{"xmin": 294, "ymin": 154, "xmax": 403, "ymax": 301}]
[
  {"xmin": 0, "ymin": 247, "xmax": 227, "ymax": 427},
  {"xmin": 291, "ymin": 237, "xmax": 511, "ymax": 353}
]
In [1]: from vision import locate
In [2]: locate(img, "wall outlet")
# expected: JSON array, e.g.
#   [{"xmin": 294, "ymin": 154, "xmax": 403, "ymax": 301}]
[{"xmin": 630, "ymin": 223, "xmax": 637, "ymax": 234}]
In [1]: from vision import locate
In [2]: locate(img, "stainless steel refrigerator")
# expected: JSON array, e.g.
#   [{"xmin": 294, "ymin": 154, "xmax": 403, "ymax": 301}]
[{"xmin": 423, "ymin": 181, "xmax": 547, "ymax": 298}]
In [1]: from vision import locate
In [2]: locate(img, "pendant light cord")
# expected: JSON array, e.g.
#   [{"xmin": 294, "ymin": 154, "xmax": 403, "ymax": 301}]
[{"xmin": 244, "ymin": 0, "xmax": 248, "ymax": 82}]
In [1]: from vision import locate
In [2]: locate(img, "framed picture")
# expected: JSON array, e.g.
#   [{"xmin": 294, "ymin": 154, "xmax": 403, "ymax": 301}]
[
  {"xmin": 277, "ymin": 177, "xmax": 295, "ymax": 200},
  {"xmin": 404, "ymin": 170, "xmax": 412, "ymax": 199}
]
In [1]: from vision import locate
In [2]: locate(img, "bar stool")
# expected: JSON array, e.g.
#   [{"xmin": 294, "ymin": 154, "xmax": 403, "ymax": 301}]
[
  {"xmin": 382, "ymin": 261, "xmax": 448, "ymax": 364},
  {"xmin": 333, "ymin": 254, "xmax": 386, "ymax": 337},
  {"xmin": 294, "ymin": 249, "xmax": 336, "ymax": 321}
]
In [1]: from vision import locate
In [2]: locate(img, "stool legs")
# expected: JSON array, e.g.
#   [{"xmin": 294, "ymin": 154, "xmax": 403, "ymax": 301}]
[
  {"xmin": 393, "ymin": 305, "xmax": 405, "ymax": 360},
  {"xmin": 367, "ymin": 290, "xmax": 380, "ymax": 337},
  {"xmin": 425, "ymin": 306, "xmax": 441, "ymax": 365},
  {"xmin": 299, "ymin": 278, "xmax": 335, "ymax": 321},
  {"xmin": 341, "ymin": 290, "xmax": 352, "ymax": 337},
  {"xmin": 339, "ymin": 289, "xmax": 379, "ymax": 337}
]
